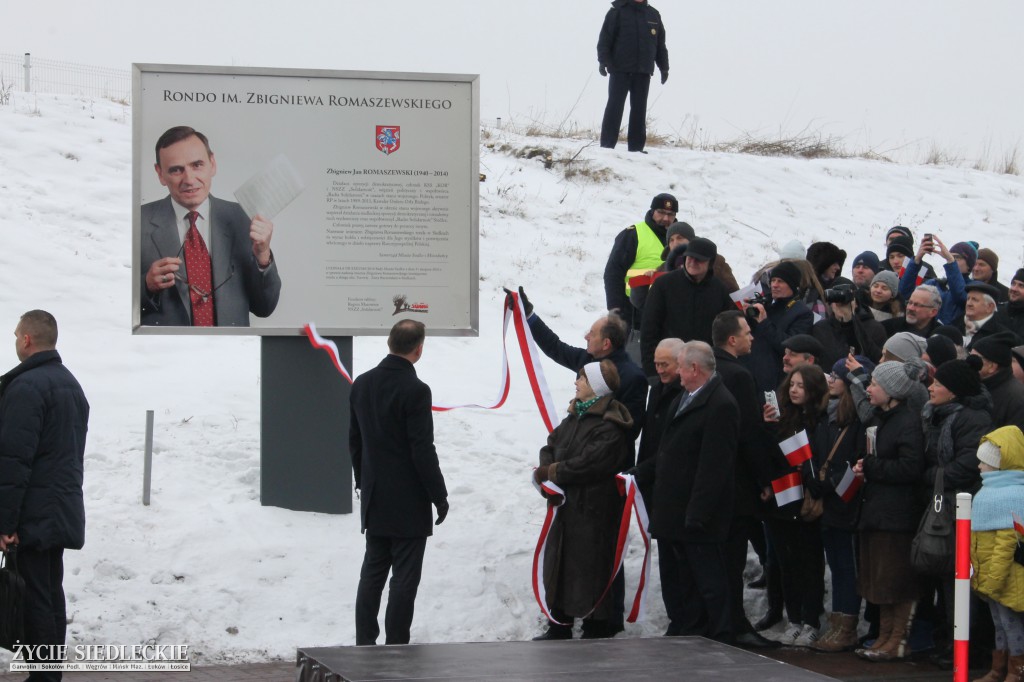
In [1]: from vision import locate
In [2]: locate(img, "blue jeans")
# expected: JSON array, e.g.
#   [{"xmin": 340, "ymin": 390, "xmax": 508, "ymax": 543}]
[{"xmin": 821, "ymin": 525, "xmax": 860, "ymax": 615}]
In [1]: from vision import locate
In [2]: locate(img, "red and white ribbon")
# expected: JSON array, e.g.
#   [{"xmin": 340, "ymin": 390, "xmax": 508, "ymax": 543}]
[
  {"xmin": 616, "ymin": 473, "xmax": 652, "ymax": 623},
  {"xmin": 531, "ymin": 472, "xmax": 652, "ymax": 625},
  {"xmin": 304, "ymin": 323, "xmax": 354, "ymax": 383},
  {"xmin": 532, "ymin": 477, "xmax": 568, "ymax": 626},
  {"xmin": 303, "ymin": 292, "xmax": 558, "ymax": 428}
]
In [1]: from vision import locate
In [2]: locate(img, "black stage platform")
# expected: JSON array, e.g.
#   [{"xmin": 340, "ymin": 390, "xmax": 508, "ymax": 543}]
[{"xmin": 296, "ymin": 637, "xmax": 837, "ymax": 681}]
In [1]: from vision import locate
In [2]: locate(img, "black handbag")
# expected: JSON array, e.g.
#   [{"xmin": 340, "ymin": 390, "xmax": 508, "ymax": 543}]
[
  {"xmin": 910, "ymin": 468, "xmax": 955, "ymax": 576},
  {"xmin": 0, "ymin": 546, "xmax": 25, "ymax": 652}
]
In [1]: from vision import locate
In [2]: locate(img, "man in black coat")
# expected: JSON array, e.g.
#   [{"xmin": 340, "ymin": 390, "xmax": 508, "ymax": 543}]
[
  {"xmin": 350, "ymin": 320, "xmax": 449, "ymax": 646},
  {"xmin": 597, "ymin": 0, "xmax": 669, "ymax": 152},
  {"xmin": 635, "ymin": 337, "xmax": 684, "ymax": 633},
  {"xmin": 636, "ymin": 341, "xmax": 739, "ymax": 642},
  {"xmin": 711, "ymin": 312, "xmax": 777, "ymax": 647},
  {"xmin": 640, "ymin": 237, "xmax": 735, "ymax": 376},
  {"xmin": 0, "ymin": 310, "xmax": 90, "ymax": 673}
]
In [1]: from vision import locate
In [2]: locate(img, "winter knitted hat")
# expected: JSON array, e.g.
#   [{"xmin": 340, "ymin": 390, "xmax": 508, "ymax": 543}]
[
  {"xmin": 971, "ymin": 331, "xmax": 1018, "ymax": 368},
  {"xmin": 977, "ymin": 247, "xmax": 999, "ymax": 271},
  {"xmin": 977, "ymin": 440, "xmax": 1002, "ymax": 469},
  {"xmin": 777, "ymin": 240, "xmax": 805, "ymax": 260},
  {"xmin": 886, "ymin": 226, "xmax": 914, "ymax": 243},
  {"xmin": 871, "ymin": 270, "xmax": 900, "ymax": 297},
  {"xmin": 667, "ymin": 221, "xmax": 695, "ymax": 242},
  {"xmin": 950, "ymin": 242, "xmax": 979, "ymax": 272},
  {"xmin": 925, "ymin": 334, "xmax": 957, "ymax": 369},
  {"xmin": 872, "ymin": 361, "xmax": 919, "ymax": 401},
  {"xmin": 831, "ymin": 356, "xmax": 875, "ymax": 384},
  {"xmin": 883, "ymin": 332, "xmax": 927, "ymax": 361},
  {"xmin": 933, "ymin": 356, "xmax": 984, "ymax": 399},
  {"xmin": 933, "ymin": 325, "xmax": 964, "ymax": 348},
  {"xmin": 770, "ymin": 261, "xmax": 802, "ymax": 295},
  {"xmin": 1013, "ymin": 269, "xmax": 1024, "ymax": 286},
  {"xmin": 851, "ymin": 251, "xmax": 881, "ymax": 274},
  {"xmin": 886, "ymin": 236, "xmax": 915, "ymax": 260}
]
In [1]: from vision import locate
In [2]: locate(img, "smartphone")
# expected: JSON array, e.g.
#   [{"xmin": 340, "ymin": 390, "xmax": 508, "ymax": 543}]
[
  {"xmin": 764, "ymin": 390, "xmax": 779, "ymax": 413},
  {"xmin": 923, "ymin": 233, "xmax": 934, "ymax": 253}
]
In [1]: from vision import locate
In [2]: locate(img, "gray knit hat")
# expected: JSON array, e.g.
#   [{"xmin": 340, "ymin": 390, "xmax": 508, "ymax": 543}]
[
  {"xmin": 872, "ymin": 361, "xmax": 919, "ymax": 401},
  {"xmin": 871, "ymin": 270, "xmax": 900, "ymax": 297},
  {"xmin": 883, "ymin": 332, "xmax": 927, "ymax": 362}
]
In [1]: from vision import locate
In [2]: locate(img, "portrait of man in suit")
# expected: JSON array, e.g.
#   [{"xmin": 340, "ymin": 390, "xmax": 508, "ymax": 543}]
[{"xmin": 140, "ymin": 126, "xmax": 282, "ymax": 327}]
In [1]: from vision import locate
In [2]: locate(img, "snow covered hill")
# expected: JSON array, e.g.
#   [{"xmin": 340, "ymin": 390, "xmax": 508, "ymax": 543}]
[{"xmin": 0, "ymin": 92, "xmax": 1021, "ymax": 663}]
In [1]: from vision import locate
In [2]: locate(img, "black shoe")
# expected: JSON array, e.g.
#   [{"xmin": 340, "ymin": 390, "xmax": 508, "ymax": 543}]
[
  {"xmin": 581, "ymin": 620, "xmax": 613, "ymax": 639},
  {"xmin": 734, "ymin": 631, "xmax": 782, "ymax": 649},
  {"xmin": 746, "ymin": 570, "xmax": 767, "ymax": 589},
  {"xmin": 753, "ymin": 610, "xmax": 782, "ymax": 631},
  {"xmin": 533, "ymin": 626, "xmax": 572, "ymax": 641},
  {"xmin": 664, "ymin": 623, "xmax": 683, "ymax": 637},
  {"xmin": 628, "ymin": 149, "xmax": 648, "ymax": 154}
]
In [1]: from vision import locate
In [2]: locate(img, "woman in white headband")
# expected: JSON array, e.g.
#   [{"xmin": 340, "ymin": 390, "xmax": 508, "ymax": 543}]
[{"xmin": 532, "ymin": 359, "xmax": 634, "ymax": 641}]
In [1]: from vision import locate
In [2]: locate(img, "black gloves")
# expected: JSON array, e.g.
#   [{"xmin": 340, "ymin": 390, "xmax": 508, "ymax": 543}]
[
  {"xmin": 502, "ymin": 286, "xmax": 533, "ymax": 317},
  {"xmin": 660, "ymin": 70, "xmax": 668, "ymax": 85},
  {"xmin": 435, "ymin": 500, "xmax": 449, "ymax": 525},
  {"xmin": 599, "ymin": 64, "xmax": 608, "ymax": 77}
]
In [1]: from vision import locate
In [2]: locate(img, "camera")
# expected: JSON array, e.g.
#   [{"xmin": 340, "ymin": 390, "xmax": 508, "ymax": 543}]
[
  {"xmin": 824, "ymin": 284, "xmax": 856, "ymax": 304},
  {"xmin": 747, "ymin": 292, "xmax": 767, "ymax": 306}
]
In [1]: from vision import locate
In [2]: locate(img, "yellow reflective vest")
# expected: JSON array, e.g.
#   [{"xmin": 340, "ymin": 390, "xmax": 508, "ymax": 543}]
[{"xmin": 624, "ymin": 221, "xmax": 665, "ymax": 295}]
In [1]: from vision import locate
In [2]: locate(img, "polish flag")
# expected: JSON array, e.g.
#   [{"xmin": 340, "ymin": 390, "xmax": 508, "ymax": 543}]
[
  {"xmin": 836, "ymin": 463, "xmax": 863, "ymax": 503},
  {"xmin": 730, "ymin": 282, "xmax": 762, "ymax": 310},
  {"xmin": 1013, "ymin": 512, "xmax": 1024, "ymax": 538},
  {"xmin": 780, "ymin": 430, "xmax": 813, "ymax": 468},
  {"xmin": 897, "ymin": 266, "xmax": 923, "ymax": 286},
  {"xmin": 772, "ymin": 472, "xmax": 804, "ymax": 507}
]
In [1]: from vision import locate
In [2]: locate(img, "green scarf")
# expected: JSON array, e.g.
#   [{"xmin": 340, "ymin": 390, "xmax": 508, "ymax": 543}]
[{"xmin": 574, "ymin": 396, "xmax": 601, "ymax": 417}]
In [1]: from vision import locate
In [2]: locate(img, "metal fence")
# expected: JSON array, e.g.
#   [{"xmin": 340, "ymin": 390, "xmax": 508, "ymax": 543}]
[{"xmin": 0, "ymin": 53, "xmax": 131, "ymax": 102}]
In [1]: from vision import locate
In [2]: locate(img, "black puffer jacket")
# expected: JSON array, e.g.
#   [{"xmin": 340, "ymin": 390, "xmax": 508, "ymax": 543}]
[
  {"xmin": 0, "ymin": 350, "xmax": 89, "ymax": 550},
  {"xmin": 921, "ymin": 392, "xmax": 993, "ymax": 496},
  {"xmin": 597, "ymin": 0, "xmax": 669, "ymax": 76},
  {"xmin": 858, "ymin": 402, "xmax": 925, "ymax": 532}
]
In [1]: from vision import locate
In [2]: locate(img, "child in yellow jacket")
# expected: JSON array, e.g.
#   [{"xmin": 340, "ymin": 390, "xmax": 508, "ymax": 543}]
[{"xmin": 971, "ymin": 426, "xmax": 1024, "ymax": 682}]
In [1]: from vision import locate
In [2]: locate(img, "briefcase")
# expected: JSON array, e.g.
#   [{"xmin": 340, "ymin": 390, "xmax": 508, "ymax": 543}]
[{"xmin": 0, "ymin": 546, "xmax": 25, "ymax": 651}]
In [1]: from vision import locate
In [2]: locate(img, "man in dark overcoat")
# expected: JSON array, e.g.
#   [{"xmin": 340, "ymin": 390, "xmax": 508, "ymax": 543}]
[
  {"xmin": 350, "ymin": 319, "xmax": 448, "ymax": 646},
  {"xmin": 636, "ymin": 340, "xmax": 739, "ymax": 642}
]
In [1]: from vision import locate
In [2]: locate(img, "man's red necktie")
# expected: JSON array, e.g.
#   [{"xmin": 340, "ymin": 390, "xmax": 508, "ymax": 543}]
[{"xmin": 184, "ymin": 211, "xmax": 215, "ymax": 326}]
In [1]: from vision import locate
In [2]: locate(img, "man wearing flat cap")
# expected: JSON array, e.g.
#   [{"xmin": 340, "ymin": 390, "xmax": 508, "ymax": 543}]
[
  {"xmin": 604, "ymin": 192, "xmax": 678, "ymax": 330},
  {"xmin": 964, "ymin": 281, "xmax": 1012, "ymax": 349},
  {"xmin": 971, "ymin": 331, "xmax": 1024, "ymax": 431},
  {"xmin": 781, "ymin": 334, "xmax": 824, "ymax": 372},
  {"xmin": 639, "ymin": 237, "xmax": 734, "ymax": 376}
]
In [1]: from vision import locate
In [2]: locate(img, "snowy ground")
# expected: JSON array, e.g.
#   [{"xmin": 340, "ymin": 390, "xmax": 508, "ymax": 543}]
[{"xmin": 0, "ymin": 92, "xmax": 1021, "ymax": 663}]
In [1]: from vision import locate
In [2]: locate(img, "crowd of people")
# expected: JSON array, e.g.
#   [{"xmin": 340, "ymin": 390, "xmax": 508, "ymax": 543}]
[{"xmin": 519, "ymin": 190, "xmax": 1024, "ymax": 677}]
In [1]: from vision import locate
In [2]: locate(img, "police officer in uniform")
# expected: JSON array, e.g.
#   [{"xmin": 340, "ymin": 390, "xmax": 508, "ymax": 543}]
[{"xmin": 603, "ymin": 192, "xmax": 677, "ymax": 332}]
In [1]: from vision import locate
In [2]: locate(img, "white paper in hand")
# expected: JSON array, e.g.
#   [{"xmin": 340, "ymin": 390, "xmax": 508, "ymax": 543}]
[{"xmin": 233, "ymin": 154, "xmax": 305, "ymax": 220}]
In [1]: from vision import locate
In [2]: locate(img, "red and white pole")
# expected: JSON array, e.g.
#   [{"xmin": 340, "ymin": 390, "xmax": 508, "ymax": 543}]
[{"xmin": 954, "ymin": 492, "xmax": 973, "ymax": 682}]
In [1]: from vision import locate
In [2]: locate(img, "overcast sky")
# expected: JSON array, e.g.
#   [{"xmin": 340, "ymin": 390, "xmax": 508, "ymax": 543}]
[{"xmin": 4, "ymin": 0, "xmax": 1022, "ymax": 162}]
